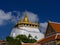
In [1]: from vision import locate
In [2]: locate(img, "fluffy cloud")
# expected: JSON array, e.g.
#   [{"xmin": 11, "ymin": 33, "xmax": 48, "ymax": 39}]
[
  {"xmin": 40, "ymin": 22, "xmax": 48, "ymax": 34},
  {"xmin": 11, "ymin": 11, "xmax": 21, "ymax": 24},
  {"xmin": 0, "ymin": 10, "xmax": 20, "ymax": 25},
  {"xmin": 0, "ymin": 10, "xmax": 12, "ymax": 25}
]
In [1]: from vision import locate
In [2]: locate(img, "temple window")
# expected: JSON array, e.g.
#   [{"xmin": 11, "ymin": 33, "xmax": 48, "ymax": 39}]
[
  {"xmin": 32, "ymin": 25, "xmax": 34, "ymax": 27},
  {"xmin": 28, "ymin": 24, "xmax": 30, "ymax": 26},
  {"xmin": 23, "ymin": 24, "xmax": 25, "ymax": 26},
  {"xmin": 30, "ymin": 24, "xmax": 31, "ymax": 26},
  {"xmin": 35, "ymin": 25, "xmax": 38, "ymax": 27}
]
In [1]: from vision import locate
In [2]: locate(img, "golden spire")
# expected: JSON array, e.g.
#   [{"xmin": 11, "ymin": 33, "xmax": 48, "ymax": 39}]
[
  {"xmin": 23, "ymin": 11, "xmax": 29, "ymax": 22},
  {"xmin": 17, "ymin": 10, "xmax": 39, "ymax": 28}
]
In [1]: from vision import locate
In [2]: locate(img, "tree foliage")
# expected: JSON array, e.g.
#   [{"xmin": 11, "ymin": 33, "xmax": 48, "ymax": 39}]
[
  {"xmin": 6, "ymin": 35, "xmax": 37, "ymax": 45},
  {"xmin": 16, "ymin": 35, "xmax": 37, "ymax": 43},
  {"xmin": 6, "ymin": 36, "xmax": 21, "ymax": 45},
  {"xmin": 16, "ymin": 35, "xmax": 29, "ymax": 43}
]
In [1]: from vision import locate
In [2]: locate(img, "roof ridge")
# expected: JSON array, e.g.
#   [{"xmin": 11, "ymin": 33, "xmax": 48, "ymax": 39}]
[
  {"xmin": 48, "ymin": 21, "xmax": 60, "ymax": 32},
  {"xmin": 48, "ymin": 21, "xmax": 60, "ymax": 24}
]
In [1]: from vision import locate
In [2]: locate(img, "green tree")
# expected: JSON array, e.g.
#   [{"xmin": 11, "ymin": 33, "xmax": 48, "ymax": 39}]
[
  {"xmin": 6, "ymin": 35, "xmax": 37, "ymax": 45},
  {"xmin": 16, "ymin": 35, "xmax": 37, "ymax": 43},
  {"xmin": 16, "ymin": 35, "xmax": 29, "ymax": 43},
  {"xmin": 29, "ymin": 39, "xmax": 37, "ymax": 43},
  {"xmin": 6, "ymin": 36, "xmax": 21, "ymax": 45}
]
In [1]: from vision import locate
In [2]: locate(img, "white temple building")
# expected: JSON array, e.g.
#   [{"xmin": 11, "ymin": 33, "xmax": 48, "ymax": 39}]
[{"xmin": 10, "ymin": 12, "xmax": 44, "ymax": 40}]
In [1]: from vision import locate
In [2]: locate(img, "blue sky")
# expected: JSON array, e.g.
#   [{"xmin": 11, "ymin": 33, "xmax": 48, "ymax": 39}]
[{"xmin": 0, "ymin": 0, "xmax": 60, "ymax": 40}]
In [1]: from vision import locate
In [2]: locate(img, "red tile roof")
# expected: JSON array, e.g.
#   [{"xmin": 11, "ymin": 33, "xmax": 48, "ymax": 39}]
[
  {"xmin": 36, "ymin": 22, "xmax": 60, "ymax": 44},
  {"xmin": 36, "ymin": 35, "xmax": 56, "ymax": 43},
  {"xmin": 49, "ymin": 22, "xmax": 60, "ymax": 32},
  {"xmin": 0, "ymin": 40, "xmax": 4, "ymax": 42},
  {"xmin": 36, "ymin": 35, "xmax": 60, "ymax": 44}
]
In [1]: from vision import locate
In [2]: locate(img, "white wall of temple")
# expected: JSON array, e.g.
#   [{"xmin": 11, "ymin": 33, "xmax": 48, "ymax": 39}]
[
  {"xmin": 10, "ymin": 27, "xmax": 44, "ymax": 40},
  {"xmin": 19, "ymin": 27, "xmax": 40, "ymax": 32}
]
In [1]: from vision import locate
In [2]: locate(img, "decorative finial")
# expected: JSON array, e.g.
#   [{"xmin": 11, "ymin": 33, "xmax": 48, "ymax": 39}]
[{"xmin": 23, "ymin": 10, "xmax": 29, "ymax": 22}]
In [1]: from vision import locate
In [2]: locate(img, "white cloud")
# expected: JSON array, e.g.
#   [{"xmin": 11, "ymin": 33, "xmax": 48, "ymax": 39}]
[
  {"xmin": 40, "ymin": 22, "xmax": 48, "ymax": 34},
  {"xmin": 0, "ymin": 10, "xmax": 21, "ymax": 25},
  {"xmin": 0, "ymin": 10, "xmax": 12, "ymax": 25},
  {"xmin": 11, "ymin": 11, "xmax": 21, "ymax": 24}
]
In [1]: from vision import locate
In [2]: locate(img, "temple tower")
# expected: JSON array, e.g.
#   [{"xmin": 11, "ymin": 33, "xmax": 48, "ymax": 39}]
[{"xmin": 10, "ymin": 11, "xmax": 44, "ymax": 40}]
